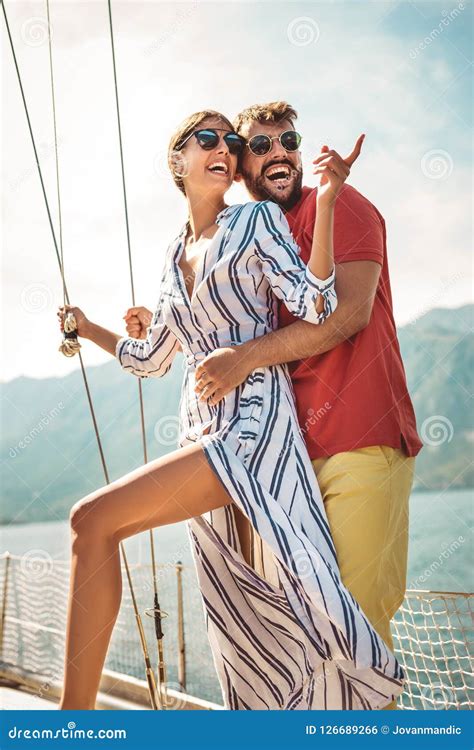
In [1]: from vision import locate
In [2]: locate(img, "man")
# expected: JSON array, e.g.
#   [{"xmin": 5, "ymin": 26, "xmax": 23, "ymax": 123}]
[{"xmin": 193, "ymin": 102, "xmax": 423, "ymax": 710}]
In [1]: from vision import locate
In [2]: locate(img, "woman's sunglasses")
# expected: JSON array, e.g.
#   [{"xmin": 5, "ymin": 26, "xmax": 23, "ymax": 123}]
[
  {"xmin": 177, "ymin": 128, "xmax": 245, "ymax": 156},
  {"xmin": 247, "ymin": 130, "xmax": 302, "ymax": 156}
]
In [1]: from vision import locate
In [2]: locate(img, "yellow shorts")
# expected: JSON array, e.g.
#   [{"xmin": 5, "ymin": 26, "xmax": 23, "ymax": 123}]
[
  {"xmin": 311, "ymin": 444, "xmax": 415, "ymax": 710},
  {"xmin": 244, "ymin": 444, "xmax": 415, "ymax": 709}
]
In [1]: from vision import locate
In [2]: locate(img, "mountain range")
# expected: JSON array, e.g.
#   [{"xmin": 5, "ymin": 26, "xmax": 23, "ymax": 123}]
[{"xmin": 1, "ymin": 304, "xmax": 472, "ymax": 525}]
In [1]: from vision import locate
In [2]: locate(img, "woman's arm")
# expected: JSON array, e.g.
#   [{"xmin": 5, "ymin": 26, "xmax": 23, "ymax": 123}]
[
  {"xmin": 306, "ymin": 136, "xmax": 365, "ymax": 312},
  {"xmin": 57, "ymin": 302, "xmax": 179, "ymax": 378},
  {"xmin": 115, "ymin": 299, "xmax": 180, "ymax": 378},
  {"xmin": 57, "ymin": 305, "xmax": 120, "ymax": 355},
  {"xmin": 308, "ymin": 194, "xmax": 335, "ymax": 315},
  {"xmin": 83, "ymin": 320, "xmax": 121, "ymax": 355},
  {"xmin": 253, "ymin": 135, "xmax": 364, "ymax": 323},
  {"xmin": 253, "ymin": 201, "xmax": 338, "ymax": 325}
]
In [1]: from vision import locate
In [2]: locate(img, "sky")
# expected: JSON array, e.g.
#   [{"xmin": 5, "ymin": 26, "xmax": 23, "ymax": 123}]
[{"xmin": 2, "ymin": 0, "xmax": 472, "ymax": 381}]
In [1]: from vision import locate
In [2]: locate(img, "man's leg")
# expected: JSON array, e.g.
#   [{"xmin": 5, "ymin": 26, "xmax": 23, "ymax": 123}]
[{"xmin": 312, "ymin": 445, "xmax": 415, "ymax": 710}]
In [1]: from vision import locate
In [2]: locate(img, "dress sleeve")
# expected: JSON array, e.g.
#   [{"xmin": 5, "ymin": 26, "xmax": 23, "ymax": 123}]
[
  {"xmin": 115, "ymin": 258, "xmax": 180, "ymax": 378},
  {"xmin": 253, "ymin": 201, "xmax": 337, "ymax": 324}
]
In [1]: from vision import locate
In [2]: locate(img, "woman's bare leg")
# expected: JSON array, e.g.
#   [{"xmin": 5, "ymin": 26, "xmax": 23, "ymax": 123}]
[{"xmin": 59, "ymin": 441, "xmax": 231, "ymax": 709}]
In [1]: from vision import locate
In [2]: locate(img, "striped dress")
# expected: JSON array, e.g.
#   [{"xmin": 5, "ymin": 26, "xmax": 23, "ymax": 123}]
[{"xmin": 116, "ymin": 200, "xmax": 405, "ymax": 710}]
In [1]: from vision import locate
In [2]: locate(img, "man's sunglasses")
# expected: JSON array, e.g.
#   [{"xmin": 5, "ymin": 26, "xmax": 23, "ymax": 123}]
[
  {"xmin": 247, "ymin": 130, "xmax": 302, "ymax": 156},
  {"xmin": 177, "ymin": 128, "xmax": 245, "ymax": 156}
]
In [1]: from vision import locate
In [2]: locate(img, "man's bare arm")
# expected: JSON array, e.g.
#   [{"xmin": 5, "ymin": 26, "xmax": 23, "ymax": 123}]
[
  {"xmin": 243, "ymin": 259, "xmax": 380, "ymax": 364},
  {"xmin": 195, "ymin": 260, "xmax": 381, "ymax": 404}
]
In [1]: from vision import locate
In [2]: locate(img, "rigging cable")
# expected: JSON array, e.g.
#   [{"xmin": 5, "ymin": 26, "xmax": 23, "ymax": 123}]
[
  {"xmin": 2, "ymin": 0, "xmax": 160, "ymax": 710},
  {"xmin": 106, "ymin": 0, "xmax": 168, "ymax": 708}
]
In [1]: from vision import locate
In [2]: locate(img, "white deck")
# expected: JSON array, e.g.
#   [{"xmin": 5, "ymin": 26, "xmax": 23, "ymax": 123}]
[{"xmin": 1, "ymin": 685, "xmax": 57, "ymax": 710}]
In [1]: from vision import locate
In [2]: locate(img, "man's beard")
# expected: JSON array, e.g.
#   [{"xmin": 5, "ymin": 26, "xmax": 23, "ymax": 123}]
[{"xmin": 241, "ymin": 165, "xmax": 303, "ymax": 211}]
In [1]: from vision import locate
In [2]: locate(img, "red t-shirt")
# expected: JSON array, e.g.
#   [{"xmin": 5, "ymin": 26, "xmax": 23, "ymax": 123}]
[{"xmin": 279, "ymin": 185, "xmax": 423, "ymax": 459}]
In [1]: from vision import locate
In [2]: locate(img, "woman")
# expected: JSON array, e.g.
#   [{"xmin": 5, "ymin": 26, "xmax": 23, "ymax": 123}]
[{"xmin": 57, "ymin": 110, "xmax": 403, "ymax": 710}]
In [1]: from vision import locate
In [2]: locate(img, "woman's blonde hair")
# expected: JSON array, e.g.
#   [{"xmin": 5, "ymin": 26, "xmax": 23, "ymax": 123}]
[{"xmin": 168, "ymin": 110, "xmax": 235, "ymax": 195}]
